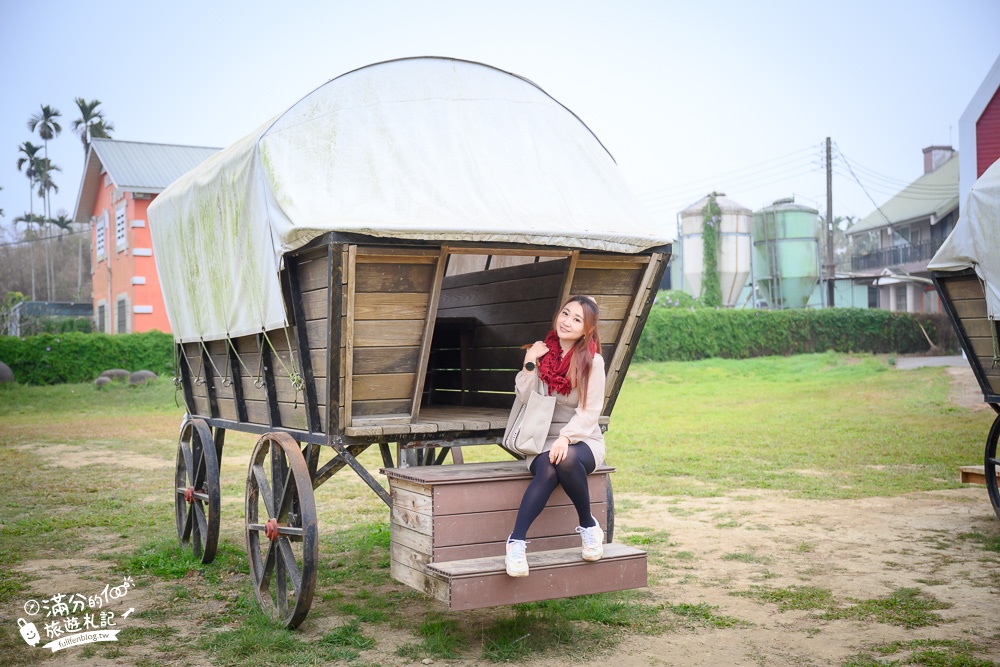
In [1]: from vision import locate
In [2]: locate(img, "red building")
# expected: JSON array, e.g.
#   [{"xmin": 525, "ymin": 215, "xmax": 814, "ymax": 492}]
[
  {"xmin": 960, "ymin": 54, "xmax": 1000, "ymax": 206},
  {"xmin": 73, "ymin": 139, "xmax": 218, "ymax": 333}
]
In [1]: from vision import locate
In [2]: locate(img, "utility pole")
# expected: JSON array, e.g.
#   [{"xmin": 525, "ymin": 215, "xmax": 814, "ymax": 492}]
[{"xmin": 826, "ymin": 137, "xmax": 835, "ymax": 307}]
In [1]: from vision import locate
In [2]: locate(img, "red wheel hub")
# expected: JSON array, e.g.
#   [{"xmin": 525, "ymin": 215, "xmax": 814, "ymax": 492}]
[
  {"xmin": 264, "ymin": 517, "xmax": 280, "ymax": 542},
  {"xmin": 184, "ymin": 486, "xmax": 195, "ymax": 503}
]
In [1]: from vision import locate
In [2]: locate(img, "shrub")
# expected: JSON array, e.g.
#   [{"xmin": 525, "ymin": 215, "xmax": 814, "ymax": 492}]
[
  {"xmin": 0, "ymin": 331, "xmax": 174, "ymax": 385},
  {"xmin": 634, "ymin": 308, "xmax": 959, "ymax": 362}
]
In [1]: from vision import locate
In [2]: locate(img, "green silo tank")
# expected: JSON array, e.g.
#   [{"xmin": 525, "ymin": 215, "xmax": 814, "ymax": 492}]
[{"xmin": 751, "ymin": 198, "xmax": 820, "ymax": 309}]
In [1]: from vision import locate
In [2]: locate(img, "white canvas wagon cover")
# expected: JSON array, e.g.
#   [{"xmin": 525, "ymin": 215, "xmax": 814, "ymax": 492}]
[
  {"xmin": 929, "ymin": 157, "xmax": 1000, "ymax": 320},
  {"xmin": 148, "ymin": 57, "xmax": 670, "ymax": 343}
]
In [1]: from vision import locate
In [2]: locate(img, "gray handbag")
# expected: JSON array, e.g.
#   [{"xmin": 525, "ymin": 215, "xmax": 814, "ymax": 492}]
[{"xmin": 503, "ymin": 373, "xmax": 557, "ymax": 457}]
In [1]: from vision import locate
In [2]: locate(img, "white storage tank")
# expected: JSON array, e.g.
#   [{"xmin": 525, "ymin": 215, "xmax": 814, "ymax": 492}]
[{"xmin": 678, "ymin": 194, "xmax": 753, "ymax": 306}]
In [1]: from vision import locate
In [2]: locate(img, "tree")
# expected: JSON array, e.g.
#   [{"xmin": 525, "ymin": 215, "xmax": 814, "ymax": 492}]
[
  {"xmin": 27, "ymin": 106, "xmax": 63, "ymax": 302},
  {"xmin": 13, "ymin": 213, "xmax": 46, "ymax": 300},
  {"xmin": 73, "ymin": 98, "xmax": 114, "ymax": 154},
  {"xmin": 16, "ymin": 141, "xmax": 42, "ymax": 216}
]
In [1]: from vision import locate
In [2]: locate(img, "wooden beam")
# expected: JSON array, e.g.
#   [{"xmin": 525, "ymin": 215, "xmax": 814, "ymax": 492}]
[
  {"xmin": 285, "ymin": 254, "xmax": 322, "ymax": 435},
  {"xmin": 343, "ymin": 245, "xmax": 357, "ymax": 427},
  {"xmin": 260, "ymin": 335, "xmax": 282, "ymax": 427},
  {"xmin": 411, "ymin": 247, "xmax": 448, "ymax": 419},
  {"xmin": 326, "ymin": 241, "xmax": 344, "ymax": 436},
  {"xmin": 604, "ymin": 252, "xmax": 669, "ymax": 415},
  {"xmin": 558, "ymin": 250, "xmax": 580, "ymax": 308}
]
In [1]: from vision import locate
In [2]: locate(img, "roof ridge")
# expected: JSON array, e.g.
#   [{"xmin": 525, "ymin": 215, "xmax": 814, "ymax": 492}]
[{"xmin": 91, "ymin": 137, "xmax": 222, "ymax": 151}]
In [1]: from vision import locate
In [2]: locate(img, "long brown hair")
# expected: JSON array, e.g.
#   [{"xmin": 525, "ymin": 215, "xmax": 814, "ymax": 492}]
[{"xmin": 554, "ymin": 295, "xmax": 602, "ymax": 408}]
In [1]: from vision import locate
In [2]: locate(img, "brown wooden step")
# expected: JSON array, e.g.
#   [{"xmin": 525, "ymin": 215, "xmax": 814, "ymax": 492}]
[{"xmin": 423, "ymin": 543, "xmax": 647, "ymax": 611}]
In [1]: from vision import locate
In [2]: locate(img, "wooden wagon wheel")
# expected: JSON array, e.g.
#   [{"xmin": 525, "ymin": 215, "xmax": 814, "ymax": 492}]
[
  {"xmin": 245, "ymin": 432, "xmax": 318, "ymax": 629},
  {"xmin": 984, "ymin": 412, "xmax": 1000, "ymax": 520},
  {"xmin": 173, "ymin": 418, "xmax": 221, "ymax": 563}
]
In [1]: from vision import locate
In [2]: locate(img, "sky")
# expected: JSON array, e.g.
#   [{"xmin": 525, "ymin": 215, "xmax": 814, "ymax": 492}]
[{"xmin": 1, "ymin": 0, "xmax": 998, "ymax": 239}]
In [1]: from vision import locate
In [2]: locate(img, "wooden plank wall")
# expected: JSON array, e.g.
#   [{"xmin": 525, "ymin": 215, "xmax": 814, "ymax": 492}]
[
  {"xmin": 178, "ymin": 244, "xmax": 332, "ymax": 432},
  {"xmin": 429, "ymin": 258, "xmax": 568, "ymax": 409},
  {"xmin": 939, "ymin": 274, "xmax": 1000, "ymax": 395},
  {"xmin": 295, "ymin": 245, "xmax": 333, "ymax": 432},
  {"xmin": 349, "ymin": 247, "xmax": 443, "ymax": 423}
]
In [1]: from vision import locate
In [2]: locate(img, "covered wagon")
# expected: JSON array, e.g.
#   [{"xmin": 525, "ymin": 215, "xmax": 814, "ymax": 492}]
[
  {"xmin": 148, "ymin": 57, "xmax": 672, "ymax": 628},
  {"xmin": 929, "ymin": 157, "xmax": 1000, "ymax": 514}
]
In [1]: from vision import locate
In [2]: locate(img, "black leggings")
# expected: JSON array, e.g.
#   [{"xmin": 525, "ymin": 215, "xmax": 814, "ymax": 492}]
[{"xmin": 510, "ymin": 443, "xmax": 597, "ymax": 541}]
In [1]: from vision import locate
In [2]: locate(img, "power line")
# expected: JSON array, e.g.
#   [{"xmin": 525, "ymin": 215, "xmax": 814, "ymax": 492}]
[
  {"xmin": 833, "ymin": 143, "xmax": 891, "ymax": 226},
  {"xmin": 636, "ymin": 143, "xmax": 823, "ymax": 201},
  {"xmin": 0, "ymin": 227, "xmax": 88, "ymax": 248}
]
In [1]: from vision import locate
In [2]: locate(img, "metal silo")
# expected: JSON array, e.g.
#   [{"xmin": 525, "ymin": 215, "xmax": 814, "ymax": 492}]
[
  {"xmin": 678, "ymin": 194, "xmax": 753, "ymax": 306},
  {"xmin": 751, "ymin": 198, "xmax": 821, "ymax": 309}
]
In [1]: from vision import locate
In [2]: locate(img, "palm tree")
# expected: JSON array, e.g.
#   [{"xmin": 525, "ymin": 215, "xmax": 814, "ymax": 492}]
[
  {"xmin": 73, "ymin": 98, "xmax": 114, "ymax": 154},
  {"xmin": 16, "ymin": 141, "xmax": 42, "ymax": 216},
  {"xmin": 27, "ymin": 105, "xmax": 62, "ymax": 219},
  {"xmin": 28, "ymin": 106, "xmax": 62, "ymax": 300},
  {"xmin": 33, "ymin": 158, "xmax": 61, "ymax": 300},
  {"xmin": 90, "ymin": 118, "xmax": 114, "ymax": 139}
]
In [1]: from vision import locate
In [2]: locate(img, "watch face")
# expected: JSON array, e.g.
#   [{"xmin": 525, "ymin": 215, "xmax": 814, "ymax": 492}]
[{"xmin": 525, "ymin": 362, "xmax": 535, "ymax": 371}]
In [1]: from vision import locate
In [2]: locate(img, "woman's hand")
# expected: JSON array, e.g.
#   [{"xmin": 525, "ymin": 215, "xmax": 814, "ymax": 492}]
[
  {"xmin": 549, "ymin": 437, "xmax": 569, "ymax": 464},
  {"xmin": 525, "ymin": 341, "xmax": 549, "ymax": 364}
]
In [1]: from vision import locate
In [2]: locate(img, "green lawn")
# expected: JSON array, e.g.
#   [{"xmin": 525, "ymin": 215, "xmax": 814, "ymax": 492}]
[{"xmin": 0, "ymin": 353, "xmax": 995, "ymax": 665}]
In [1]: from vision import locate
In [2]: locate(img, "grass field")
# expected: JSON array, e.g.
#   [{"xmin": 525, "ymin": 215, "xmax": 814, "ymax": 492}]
[{"xmin": 0, "ymin": 353, "xmax": 996, "ymax": 665}]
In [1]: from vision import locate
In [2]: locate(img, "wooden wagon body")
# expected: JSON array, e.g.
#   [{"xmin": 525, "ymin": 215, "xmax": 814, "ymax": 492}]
[
  {"xmin": 152, "ymin": 58, "xmax": 673, "ymax": 628},
  {"xmin": 930, "ymin": 157, "xmax": 1000, "ymax": 516},
  {"xmin": 176, "ymin": 240, "xmax": 667, "ymax": 453}
]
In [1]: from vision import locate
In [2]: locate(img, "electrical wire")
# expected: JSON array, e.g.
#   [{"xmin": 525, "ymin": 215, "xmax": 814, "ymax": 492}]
[
  {"xmin": 0, "ymin": 227, "xmax": 88, "ymax": 248},
  {"xmin": 636, "ymin": 143, "xmax": 823, "ymax": 202}
]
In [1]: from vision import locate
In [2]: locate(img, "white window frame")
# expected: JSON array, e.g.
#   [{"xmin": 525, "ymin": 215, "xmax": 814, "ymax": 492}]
[
  {"xmin": 115, "ymin": 203, "xmax": 127, "ymax": 252},
  {"xmin": 95, "ymin": 211, "xmax": 108, "ymax": 260}
]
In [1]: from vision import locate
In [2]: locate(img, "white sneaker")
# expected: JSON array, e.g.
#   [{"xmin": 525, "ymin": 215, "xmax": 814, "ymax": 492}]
[
  {"xmin": 505, "ymin": 537, "xmax": 529, "ymax": 577},
  {"xmin": 576, "ymin": 519, "xmax": 604, "ymax": 561}
]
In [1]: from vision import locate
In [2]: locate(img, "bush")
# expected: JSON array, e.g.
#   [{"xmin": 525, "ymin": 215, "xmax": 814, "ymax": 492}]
[
  {"xmin": 634, "ymin": 308, "xmax": 959, "ymax": 362},
  {"xmin": 0, "ymin": 331, "xmax": 174, "ymax": 385}
]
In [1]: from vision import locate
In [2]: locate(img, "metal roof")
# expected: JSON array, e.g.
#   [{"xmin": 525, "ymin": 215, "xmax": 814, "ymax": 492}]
[
  {"xmin": 74, "ymin": 139, "xmax": 220, "ymax": 222},
  {"xmin": 848, "ymin": 154, "xmax": 959, "ymax": 235}
]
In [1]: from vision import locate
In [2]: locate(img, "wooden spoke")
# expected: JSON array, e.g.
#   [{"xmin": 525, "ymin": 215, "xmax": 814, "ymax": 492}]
[
  {"xmin": 985, "ymin": 414, "xmax": 1000, "ymax": 520},
  {"xmin": 173, "ymin": 419, "xmax": 221, "ymax": 564},
  {"xmin": 245, "ymin": 432, "xmax": 318, "ymax": 629}
]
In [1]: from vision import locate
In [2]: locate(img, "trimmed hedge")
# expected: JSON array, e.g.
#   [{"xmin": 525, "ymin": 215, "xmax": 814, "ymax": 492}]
[
  {"xmin": 634, "ymin": 308, "xmax": 959, "ymax": 362},
  {"xmin": 0, "ymin": 309, "xmax": 963, "ymax": 384},
  {"xmin": 0, "ymin": 331, "xmax": 174, "ymax": 385}
]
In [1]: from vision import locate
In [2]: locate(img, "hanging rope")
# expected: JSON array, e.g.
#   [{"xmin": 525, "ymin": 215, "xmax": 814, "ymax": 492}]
[
  {"xmin": 261, "ymin": 327, "xmax": 305, "ymax": 408},
  {"xmin": 991, "ymin": 317, "xmax": 999, "ymax": 368},
  {"xmin": 172, "ymin": 343, "xmax": 182, "ymax": 408},
  {"xmin": 198, "ymin": 340, "xmax": 228, "ymax": 387},
  {"xmin": 977, "ymin": 276, "xmax": 998, "ymax": 367},
  {"xmin": 225, "ymin": 336, "xmax": 256, "ymax": 383}
]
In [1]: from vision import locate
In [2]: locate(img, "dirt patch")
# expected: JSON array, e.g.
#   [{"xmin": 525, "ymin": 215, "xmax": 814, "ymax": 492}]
[
  {"xmin": 595, "ymin": 488, "xmax": 1000, "ymax": 666},
  {"xmin": 15, "ymin": 443, "xmax": 171, "ymax": 470},
  {"xmin": 946, "ymin": 366, "xmax": 993, "ymax": 412}
]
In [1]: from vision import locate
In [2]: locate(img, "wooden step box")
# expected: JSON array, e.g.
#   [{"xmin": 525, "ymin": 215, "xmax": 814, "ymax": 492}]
[{"xmin": 382, "ymin": 460, "xmax": 647, "ymax": 610}]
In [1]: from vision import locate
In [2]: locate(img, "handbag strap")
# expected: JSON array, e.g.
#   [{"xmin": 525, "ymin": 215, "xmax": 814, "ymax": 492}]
[{"xmin": 534, "ymin": 371, "xmax": 549, "ymax": 396}]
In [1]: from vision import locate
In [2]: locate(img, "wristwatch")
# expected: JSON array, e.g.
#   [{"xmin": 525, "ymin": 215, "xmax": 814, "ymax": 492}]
[{"xmin": 524, "ymin": 361, "xmax": 536, "ymax": 371}]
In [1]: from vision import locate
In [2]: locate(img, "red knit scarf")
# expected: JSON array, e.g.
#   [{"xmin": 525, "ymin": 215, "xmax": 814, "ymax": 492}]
[{"xmin": 538, "ymin": 330, "xmax": 597, "ymax": 396}]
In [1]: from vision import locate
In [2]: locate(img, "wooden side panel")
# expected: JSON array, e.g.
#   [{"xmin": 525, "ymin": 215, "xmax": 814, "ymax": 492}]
[
  {"xmin": 350, "ymin": 248, "xmax": 440, "ymax": 422},
  {"xmin": 182, "ymin": 342, "xmax": 210, "ymax": 417},
  {"xmin": 937, "ymin": 272, "xmax": 1000, "ymax": 399}
]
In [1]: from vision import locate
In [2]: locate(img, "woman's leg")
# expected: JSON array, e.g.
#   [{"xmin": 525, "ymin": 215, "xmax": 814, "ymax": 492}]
[
  {"xmin": 510, "ymin": 456, "xmax": 560, "ymax": 541},
  {"xmin": 554, "ymin": 443, "xmax": 597, "ymax": 527}
]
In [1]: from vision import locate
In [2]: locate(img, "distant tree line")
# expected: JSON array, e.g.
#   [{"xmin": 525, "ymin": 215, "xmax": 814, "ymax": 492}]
[{"xmin": 1, "ymin": 99, "xmax": 114, "ymax": 305}]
